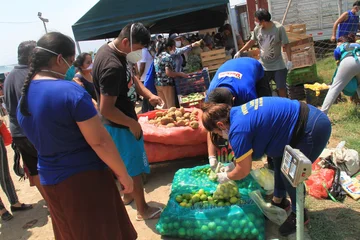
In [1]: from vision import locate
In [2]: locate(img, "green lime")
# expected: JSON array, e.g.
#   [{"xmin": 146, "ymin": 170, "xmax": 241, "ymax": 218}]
[
  {"xmin": 229, "ymin": 196, "xmax": 238, "ymax": 204},
  {"xmin": 163, "ymin": 216, "xmax": 170, "ymax": 223},
  {"xmin": 234, "ymin": 228, "xmax": 241, "ymax": 236},
  {"xmin": 178, "ymin": 228, "xmax": 186, "ymax": 237},
  {"xmin": 173, "ymin": 222, "xmax": 180, "ymax": 229},
  {"xmin": 200, "ymin": 194, "xmax": 208, "ymax": 201},
  {"xmin": 175, "ymin": 195, "xmax": 183, "ymax": 203},
  {"xmin": 208, "ymin": 221, "xmax": 216, "ymax": 230},
  {"xmin": 231, "ymin": 219, "xmax": 239, "ymax": 227},
  {"xmin": 239, "ymin": 219, "xmax": 247, "ymax": 227},
  {"xmin": 216, "ymin": 226, "xmax": 224, "ymax": 234},
  {"xmin": 183, "ymin": 220, "xmax": 192, "ymax": 228},
  {"xmin": 186, "ymin": 203, "xmax": 192, "ymax": 208},
  {"xmin": 194, "ymin": 228, "xmax": 201, "ymax": 237},
  {"xmin": 167, "ymin": 223, "xmax": 173, "ymax": 229},
  {"xmin": 251, "ymin": 228, "xmax": 259, "ymax": 237},
  {"xmin": 207, "ymin": 196, "xmax": 213, "ymax": 201},
  {"xmin": 225, "ymin": 202, "xmax": 231, "ymax": 206},
  {"xmin": 247, "ymin": 213, "xmax": 256, "ymax": 222},
  {"xmin": 198, "ymin": 189, "xmax": 205, "ymax": 195},
  {"xmin": 186, "ymin": 228, "xmax": 194, "ymax": 237},
  {"xmin": 180, "ymin": 202, "xmax": 187, "ymax": 207},
  {"xmin": 207, "ymin": 230, "xmax": 215, "ymax": 238},
  {"xmin": 243, "ymin": 227, "xmax": 250, "ymax": 235},
  {"xmin": 217, "ymin": 201, "xmax": 225, "ymax": 207},
  {"xmin": 201, "ymin": 225, "xmax": 209, "ymax": 233},
  {"xmin": 162, "ymin": 223, "xmax": 168, "ymax": 230},
  {"xmin": 227, "ymin": 226, "xmax": 234, "ymax": 234}
]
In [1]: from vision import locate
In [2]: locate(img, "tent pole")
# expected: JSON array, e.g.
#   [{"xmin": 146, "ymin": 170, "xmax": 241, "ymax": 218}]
[
  {"xmin": 76, "ymin": 41, "xmax": 82, "ymax": 54},
  {"xmin": 227, "ymin": 3, "xmax": 239, "ymax": 53},
  {"xmin": 281, "ymin": 0, "xmax": 293, "ymax": 25}
]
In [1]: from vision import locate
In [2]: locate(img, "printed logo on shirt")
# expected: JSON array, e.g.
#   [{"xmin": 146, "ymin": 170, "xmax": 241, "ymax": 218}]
[{"xmin": 218, "ymin": 71, "xmax": 242, "ymax": 80}]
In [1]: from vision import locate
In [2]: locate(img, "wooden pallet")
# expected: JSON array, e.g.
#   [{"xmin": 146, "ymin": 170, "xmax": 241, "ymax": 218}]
[{"xmin": 200, "ymin": 48, "xmax": 228, "ymax": 72}]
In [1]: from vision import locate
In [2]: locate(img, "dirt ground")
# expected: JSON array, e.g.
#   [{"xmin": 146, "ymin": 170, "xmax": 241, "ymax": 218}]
[{"xmin": 0, "ymin": 107, "xmax": 358, "ymax": 240}]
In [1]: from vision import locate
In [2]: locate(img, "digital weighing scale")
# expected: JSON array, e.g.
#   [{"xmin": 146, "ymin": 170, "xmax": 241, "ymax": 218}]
[{"xmin": 281, "ymin": 145, "xmax": 313, "ymax": 240}]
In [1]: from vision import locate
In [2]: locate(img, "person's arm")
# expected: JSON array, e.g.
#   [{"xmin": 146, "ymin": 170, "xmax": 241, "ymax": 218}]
[
  {"xmin": 332, "ymin": 12, "xmax": 349, "ymax": 41},
  {"xmin": 165, "ymin": 67, "xmax": 188, "ymax": 78},
  {"xmin": 207, "ymin": 132, "xmax": 217, "ymax": 156},
  {"xmin": 98, "ymin": 67, "xmax": 142, "ymax": 139},
  {"xmin": 138, "ymin": 62, "xmax": 146, "ymax": 78},
  {"xmin": 77, "ymin": 115, "xmax": 133, "ymax": 193},
  {"xmin": 227, "ymin": 155, "xmax": 252, "ymax": 180},
  {"xmin": 73, "ymin": 73, "xmax": 84, "ymax": 87},
  {"xmin": 239, "ymin": 39, "xmax": 256, "ymax": 53},
  {"xmin": 133, "ymin": 75, "xmax": 163, "ymax": 107}
]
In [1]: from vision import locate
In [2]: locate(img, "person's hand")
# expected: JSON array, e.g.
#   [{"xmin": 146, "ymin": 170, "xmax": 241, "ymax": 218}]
[
  {"xmin": 149, "ymin": 95, "xmax": 164, "ymax": 107},
  {"xmin": 129, "ymin": 119, "xmax": 142, "ymax": 140},
  {"xmin": 73, "ymin": 78, "xmax": 84, "ymax": 87},
  {"xmin": 117, "ymin": 173, "xmax": 134, "ymax": 194},
  {"xmin": 209, "ymin": 156, "xmax": 218, "ymax": 171},
  {"xmin": 330, "ymin": 35, "xmax": 336, "ymax": 42},
  {"xmin": 234, "ymin": 50, "xmax": 242, "ymax": 59},
  {"xmin": 191, "ymin": 39, "xmax": 203, "ymax": 48},
  {"xmin": 286, "ymin": 61, "xmax": 293, "ymax": 72},
  {"xmin": 217, "ymin": 172, "xmax": 231, "ymax": 184},
  {"xmin": 179, "ymin": 72, "xmax": 189, "ymax": 78},
  {"xmin": 220, "ymin": 162, "xmax": 235, "ymax": 173}
]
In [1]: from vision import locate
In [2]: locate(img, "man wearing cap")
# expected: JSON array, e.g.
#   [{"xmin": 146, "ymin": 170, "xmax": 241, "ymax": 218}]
[{"xmin": 205, "ymin": 57, "xmax": 272, "ymax": 170}]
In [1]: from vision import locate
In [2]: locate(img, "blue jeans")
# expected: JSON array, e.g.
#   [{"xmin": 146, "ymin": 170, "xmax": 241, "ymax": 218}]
[{"xmin": 273, "ymin": 105, "xmax": 331, "ymax": 212}]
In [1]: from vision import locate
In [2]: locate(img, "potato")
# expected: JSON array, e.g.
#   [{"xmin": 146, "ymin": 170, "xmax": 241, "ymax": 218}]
[
  {"xmin": 156, "ymin": 112, "xmax": 164, "ymax": 117},
  {"xmin": 167, "ymin": 112, "xmax": 177, "ymax": 120},
  {"xmin": 190, "ymin": 116, "xmax": 197, "ymax": 121},
  {"xmin": 148, "ymin": 120, "xmax": 155, "ymax": 124},
  {"xmin": 190, "ymin": 121, "xmax": 199, "ymax": 129},
  {"xmin": 161, "ymin": 117, "xmax": 174, "ymax": 125},
  {"xmin": 176, "ymin": 117, "xmax": 182, "ymax": 121},
  {"xmin": 175, "ymin": 110, "xmax": 183, "ymax": 117},
  {"xmin": 168, "ymin": 107, "xmax": 177, "ymax": 112},
  {"xmin": 183, "ymin": 113, "xmax": 191, "ymax": 119},
  {"xmin": 166, "ymin": 123, "xmax": 176, "ymax": 128},
  {"xmin": 180, "ymin": 107, "xmax": 185, "ymax": 114},
  {"xmin": 191, "ymin": 111, "xmax": 199, "ymax": 116},
  {"xmin": 177, "ymin": 120, "xmax": 186, "ymax": 127}
]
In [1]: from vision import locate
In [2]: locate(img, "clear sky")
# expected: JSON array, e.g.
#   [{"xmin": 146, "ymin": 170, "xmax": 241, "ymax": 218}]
[
  {"xmin": 0, "ymin": 0, "xmax": 105, "ymax": 66},
  {"xmin": 0, "ymin": 0, "xmax": 247, "ymax": 66}
]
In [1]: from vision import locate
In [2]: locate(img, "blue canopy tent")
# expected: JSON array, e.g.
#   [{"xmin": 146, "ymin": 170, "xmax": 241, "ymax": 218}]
[{"xmin": 72, "ymin": 0, "xmax": 230, "ymax": 43}]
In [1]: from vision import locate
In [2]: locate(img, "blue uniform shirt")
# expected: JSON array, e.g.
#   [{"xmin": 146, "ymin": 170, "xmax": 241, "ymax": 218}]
[
  {"xmin": 17, "ymin": 80, "xmax": 107, "ymax": 185},
  {"xmin": 206, "ymin": 58, "xmax": 264, "ymax": 106},
  {"xmin": 229, "ymin": 97, "xmax": 300, "ymax": 162}
]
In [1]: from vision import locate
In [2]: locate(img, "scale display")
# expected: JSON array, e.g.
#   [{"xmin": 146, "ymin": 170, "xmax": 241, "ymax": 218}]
[{"xmin": 281, "ymin": 146, "xmax": 312, "ymax": 187}]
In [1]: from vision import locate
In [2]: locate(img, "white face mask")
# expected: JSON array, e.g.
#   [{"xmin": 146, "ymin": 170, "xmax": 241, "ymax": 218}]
[
  {"xmin": 255, "ymin": 22, "xmax": 260, "ymax": 27},
  {"xmin": 221, "ymin": 129, "xmax": 229, "ymax": 140},
  {"xmin": 126, "ymin": 24, "xmax": 143, "ymax": 64},
  {"xmin": 175, "ymin": 41, "xmax": 181, "ymax": 47},
  {"xmin": 35, "ymin": 46, "xmax": 71, "ymax": 76}
]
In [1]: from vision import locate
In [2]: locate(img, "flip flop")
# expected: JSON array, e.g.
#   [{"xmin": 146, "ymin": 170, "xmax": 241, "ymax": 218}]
[
  {"xmin": 136, "ymin": 207, "xmax": 163, "ymax": 221},
  {"xmin": 1, "ymin": 211, "xmax": 13, "ymax": 221}
]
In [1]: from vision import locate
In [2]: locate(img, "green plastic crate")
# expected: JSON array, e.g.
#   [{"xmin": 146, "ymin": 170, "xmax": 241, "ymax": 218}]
[{"xmin": 287, "ymin": 64, "xmax": 318, "ymax": 86}]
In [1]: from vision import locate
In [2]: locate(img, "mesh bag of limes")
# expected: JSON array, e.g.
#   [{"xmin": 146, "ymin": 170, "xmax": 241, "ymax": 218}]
[{"xmin": 156, "ymin": 165, "xmax": 265, "ymax": 240}]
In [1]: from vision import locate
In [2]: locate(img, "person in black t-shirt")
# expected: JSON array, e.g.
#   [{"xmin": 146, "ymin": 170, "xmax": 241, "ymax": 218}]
[{"xmin": 93, "ymin": 23, "xmax": 163, "ymax": 221}]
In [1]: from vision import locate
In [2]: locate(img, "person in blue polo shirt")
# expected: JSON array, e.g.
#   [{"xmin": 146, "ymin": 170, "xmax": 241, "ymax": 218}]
[
  {"xmin": 201, "ymin": 97, "xmax": 331, "ymax": 236},
  {"xmin": 205, "ymin": 57, "xmax": 272, "ymax": 169}
]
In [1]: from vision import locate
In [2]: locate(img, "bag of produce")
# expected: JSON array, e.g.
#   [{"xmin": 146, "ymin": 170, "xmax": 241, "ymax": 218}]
[
  {"xmin": 144, "ymin": 142, "xmax": 207, "ymax": 163},
  {"xmin": 138, "ymin": 107, "xmax": 207, "ymax": 146},
  {"xmin": 250, "ymin": 168, "xmax": 275, "ymax": 194},
  {"xmin": 156, "ymin": 165, "xmax": 266, "ymax": 240}
]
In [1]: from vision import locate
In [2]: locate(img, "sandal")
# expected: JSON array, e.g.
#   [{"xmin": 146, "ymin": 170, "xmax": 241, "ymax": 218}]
[
  {"xmin": 136, "ymin": 207, "xmax": 163, "ymax": 221},
  {"xmin": 11, "ymin": 203, "xmax": 33, "ymax": 212},
  {"xmin": 1, "ymin": 211, "xmax": 14, "ymax": 221}
]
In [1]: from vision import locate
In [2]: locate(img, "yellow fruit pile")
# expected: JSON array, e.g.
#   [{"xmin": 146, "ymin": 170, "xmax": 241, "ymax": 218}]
[
  {"xmin": 304, "ymin": 83, "xmax": 329, "ymax": 96},
  {"xmin": 148, "ymin": 107, "xmax": 199, "ymax": 129}
]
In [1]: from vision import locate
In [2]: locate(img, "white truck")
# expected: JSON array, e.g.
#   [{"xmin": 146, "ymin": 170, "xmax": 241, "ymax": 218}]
[{"xmin": 268, "ymin": 0, "xmax": 357, "ymax": 41}]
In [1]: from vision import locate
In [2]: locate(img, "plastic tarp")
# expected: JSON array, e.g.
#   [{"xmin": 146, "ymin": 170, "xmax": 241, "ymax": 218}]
[{"xmin": 72, "ymin": 0, "xmax": 229, "ymax": 41}]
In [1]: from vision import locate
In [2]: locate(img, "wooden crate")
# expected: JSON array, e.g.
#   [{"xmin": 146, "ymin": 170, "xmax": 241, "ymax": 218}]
[
  {"xmin": 179, "ymin": 92, "xmax": 206, "ymax": 109},
  {"xmin": 286, "ymin": 32, "xmax": 313, "ymax": 48},
  {"xmin": 285, "ymin": 24, "xmax": 307, "ymax": 34},
  {"xmin": 200, "ymin": 48, "xmax": 227, "ymax": 72},
  {"xmin": 283, "ymin": 43, "xmax": 316, "ymax": 69}
]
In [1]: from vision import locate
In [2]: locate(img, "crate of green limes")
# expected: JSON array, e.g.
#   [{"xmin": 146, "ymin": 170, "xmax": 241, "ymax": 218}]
[
  {"xmin": 156, "ymin": 165, "xmax": 265, "ymax": 240},
  {"xmin": 286, "ymin": 64, "xmax": 318, "ymax": 86}
]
